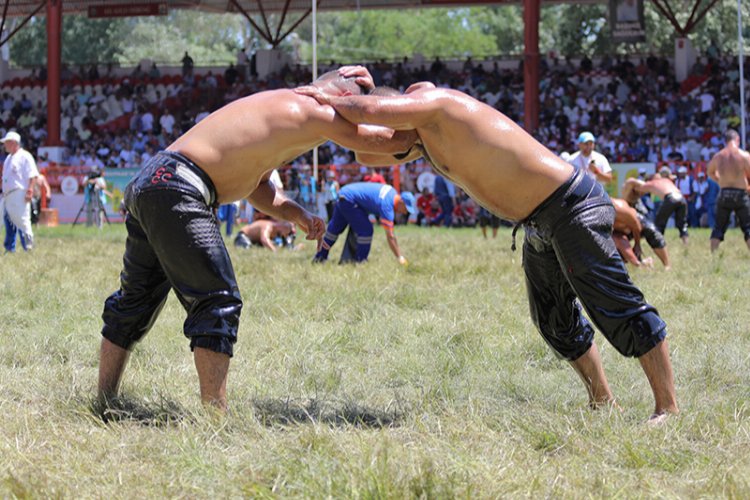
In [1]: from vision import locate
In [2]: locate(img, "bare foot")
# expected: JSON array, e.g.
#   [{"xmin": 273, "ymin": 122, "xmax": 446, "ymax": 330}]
[{"xmin": 646, "ymin": 411, "xmax": 676, "ymax": 426}]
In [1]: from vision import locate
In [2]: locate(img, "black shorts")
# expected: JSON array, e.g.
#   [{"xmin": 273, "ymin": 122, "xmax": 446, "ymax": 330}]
[
  {"xmin": 479, "ymin": 208, "xmax": 501, "ymax": 229},
  {"xmin": 101, "ymin": 152, "xmax": 242, "ymax": 357},
  {"xmin": 711, "ymin": 188, "xmax": 750, "ymax": 242},
  {"xmin": 655, "ymin": 193, "xmax": 688, "ymax": 238},
  {"xmin": 638, "ymin": 213, "xmax": 666, "ymax": 249},
  {"xmin": 522, "ymin": 167, "xmax": 666, "ymax": 360}
]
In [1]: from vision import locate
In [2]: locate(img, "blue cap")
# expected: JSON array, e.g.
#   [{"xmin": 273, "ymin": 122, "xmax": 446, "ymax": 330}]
[
  {"xmin": 577, "ymin": 131, "xmax": 596, "ymax": 143},
  {"xmin": 400, "ymin": 191, "xmax": 417, "ymax": 215}
]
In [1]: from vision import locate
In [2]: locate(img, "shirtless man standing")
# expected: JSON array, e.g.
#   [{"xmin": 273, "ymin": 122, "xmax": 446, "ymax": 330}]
[
  {"xmin": 629, "ymin": 169, "xmax": 689, "ymax": 245},
  {"xmin": 297, "ymin": 79, "xmax": 678, "ymax": 422},
  {"xmin": 98, "ymin": 67, "xmax": 416, "ymax": 411},
  {"xmin": 234, "ymin": 219, "xmax": 296, "ymax": 251},
  {"xmin": 707, "ymin": 129, "xmax": 750, "ymax": 252}
]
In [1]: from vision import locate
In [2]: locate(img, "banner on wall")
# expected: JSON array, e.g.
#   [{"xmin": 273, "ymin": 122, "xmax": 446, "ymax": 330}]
[{"xmin": 610, "ymin": 0, "xmax": 646, "ymax": 43}]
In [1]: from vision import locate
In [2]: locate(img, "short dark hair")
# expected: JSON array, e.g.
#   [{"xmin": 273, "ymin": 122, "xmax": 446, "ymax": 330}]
[
  {"xmin": 725, "ymin": 129, "xmax": 740, "ymax": 144},
  {"xmin": 313, "ymin": 70, "xmax": 366, "ymax": 95},
  {"xmin": 369, "ymin": 86, "xmax": 401, "ymax": 97}
]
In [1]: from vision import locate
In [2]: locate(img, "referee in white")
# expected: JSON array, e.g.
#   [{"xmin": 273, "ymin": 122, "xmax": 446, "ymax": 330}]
[
  {"xmin": 567, "ymin": 131, "xmax": 613, "ymax": 185},
  {"xmin": 1, "ymin": 131, "xmax": 38, "ymax": 250}
]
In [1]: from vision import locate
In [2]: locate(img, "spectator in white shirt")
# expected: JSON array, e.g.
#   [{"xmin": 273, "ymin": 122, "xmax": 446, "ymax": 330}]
[{"xmin": 566, "ymin": 131, "xmax": 613, "ymax": 184}]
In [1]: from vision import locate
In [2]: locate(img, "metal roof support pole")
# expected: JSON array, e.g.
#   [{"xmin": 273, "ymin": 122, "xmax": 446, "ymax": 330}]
[
  {"xmin": 312, "ymin": 0, "xmax": 318, "ymax": 188},
  {"xmin": 0, "ymin": 1, "xmax": 45, "ymax": 47},
  {"xmin": 46, "ymin": 0, "xmax": 62, "ymax": 146},
  {"xmin": 738, "ymin": 0, "xmax": 746, "ymax": 148},
  {"xmin": 523, "ymin": 0, "xmax": 540, "ymax": 133},
  {"xmin": 230, "ymin": 0, "xmax": 274, "ymax": 46}
]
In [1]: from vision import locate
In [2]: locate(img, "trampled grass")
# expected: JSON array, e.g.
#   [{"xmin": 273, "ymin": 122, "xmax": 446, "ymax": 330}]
[{"xmin": 1, "ymin": 223, "xmax": 749, "ymax": 498}]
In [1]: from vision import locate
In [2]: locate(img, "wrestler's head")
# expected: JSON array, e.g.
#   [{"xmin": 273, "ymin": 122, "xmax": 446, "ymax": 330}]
[
  {"xmin": 369, "ymin": 85, "xmax": 401, "ymax": 97},
  {"xmin": 313, "ymin": 70, "xmax": 367, "ymax": 97},
  {"xmin": 725, "ymin": 128, "xmax": 740, "ymax": 146}
]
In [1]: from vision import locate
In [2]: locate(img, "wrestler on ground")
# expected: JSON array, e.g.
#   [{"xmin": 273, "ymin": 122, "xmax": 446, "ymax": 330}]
[
  {"xmin": 611, "ymin": 198, "xmax": 652, "ymax": 268},
  {"xmin": 297, "ymin": 78, "xmax": 678, "ymax": 421},
  {"xmin": 707, "ymin": 129, "xmax": 750, "ymax": 252},
  {"xmin": 622, "ymin": 178, "xmax": 671, "ymax": 269},
  {"xmin": 630, "ymin": 169, "xmax": 689, "ymax": 245},
  {"xmin": 234, "ymin": 219, "xmax": 296, "ymax": 251},
  {"xmin": 313, "ymin": 181, "xmax": 417, "ymax": 265},
  {"xmin": 98, "ymin": 67, "xmax": 418, "ymax": 411}
]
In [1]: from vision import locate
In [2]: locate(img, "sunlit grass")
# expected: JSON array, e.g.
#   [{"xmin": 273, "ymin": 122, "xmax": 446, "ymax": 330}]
[{"xmin": 1, "ymin": 224, "xmax": 749, "ymax": 497}]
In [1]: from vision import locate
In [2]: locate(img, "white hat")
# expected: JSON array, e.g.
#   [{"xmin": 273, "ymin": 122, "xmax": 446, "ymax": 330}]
[{"xmin": 0, "ymin": 131, "xmax": 21, "ymax": 143}]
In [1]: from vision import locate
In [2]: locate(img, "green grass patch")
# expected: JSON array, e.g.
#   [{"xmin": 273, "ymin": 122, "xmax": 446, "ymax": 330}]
[{"xmin": 1, "ymin": 225, "xmax": 749, "ymax": 496}]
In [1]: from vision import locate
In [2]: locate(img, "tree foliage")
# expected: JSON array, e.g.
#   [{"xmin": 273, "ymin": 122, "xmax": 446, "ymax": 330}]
[{"xmin": 5, "ymin": 2, "xmax": 749, "ymax": 68}]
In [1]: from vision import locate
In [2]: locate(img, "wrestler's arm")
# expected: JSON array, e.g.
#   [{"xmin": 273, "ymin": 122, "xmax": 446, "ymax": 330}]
[
  {"xmin": 355, "ymin": 133, "xmax": 424, "ymax": 166},
  {"xmin": 327, "ymin": 90, "xmax": 440, "ymax": 130},
  {"xmin": 259, "ymin": 224, "xmax": 277, "ymax": 252},
  {"xmin": 247, "ymin": 174, "xmax": 325, "ymax": 240},
  {"xmin": 706, "ymin": 157, "xmax": 719, "ymax": 182}
]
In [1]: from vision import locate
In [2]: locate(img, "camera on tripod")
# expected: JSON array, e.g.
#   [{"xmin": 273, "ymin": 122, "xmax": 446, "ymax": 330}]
[{"xmin": 73, "ymin": 168, "xmax": 111, "ymax": 228}]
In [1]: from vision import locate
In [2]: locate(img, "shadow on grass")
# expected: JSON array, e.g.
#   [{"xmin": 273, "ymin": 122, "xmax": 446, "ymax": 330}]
[
  {"xmin": 252, "ymin": 397, "xmax": 404, "ymax": 429},
  {"xmin": 88, "ymin": 394, "xmax": 191, "ymax": 426}
]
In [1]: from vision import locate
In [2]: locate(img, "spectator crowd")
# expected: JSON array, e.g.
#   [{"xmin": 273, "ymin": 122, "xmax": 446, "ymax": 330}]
[{"xmin": 0, "ymin": 49, "xmax": 748, "ymax": 233}]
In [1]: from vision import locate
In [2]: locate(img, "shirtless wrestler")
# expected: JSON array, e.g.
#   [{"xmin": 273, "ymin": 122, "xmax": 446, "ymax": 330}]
[
  {"xmin": 707, "ymin": 129, "xmax": 750, "ymax": 252},
  {"xmin": 621, "ymin": 178, "xmax": 671, "ymax": 269},
  {"xmin": 628, "ymin": 171, "xmax": 689, "ymax": 245},
  {"xmin": 234, "ymin": 219, "xmax": 296, "ymax": 251},
  {"xmin": 98, "ymin": 67, "xmax": 417, "ymax": 412},
  {"xmin": 296, "ymin": 78, "xmax": 678, "ymax": 421},
  {"xmin": 611, "ymin": 197, "xmax": 652, "ymax": 267}
]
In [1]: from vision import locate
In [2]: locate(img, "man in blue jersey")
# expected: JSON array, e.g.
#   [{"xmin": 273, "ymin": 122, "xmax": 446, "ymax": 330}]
[{"xmin": 313, "ymin": 182, "xmax": 417, "ymax": 265}]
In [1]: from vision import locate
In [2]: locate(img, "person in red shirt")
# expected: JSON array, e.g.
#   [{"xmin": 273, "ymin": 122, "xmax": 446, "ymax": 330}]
[{"xmin": 416, "ymin": 187, "xmax": 439, "ymax": 226}]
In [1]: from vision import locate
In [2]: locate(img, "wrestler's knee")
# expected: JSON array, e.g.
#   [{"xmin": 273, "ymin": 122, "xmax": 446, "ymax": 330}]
[
  {"xmin": 183, "ymin": 294, "xmax": 242, "ymax": 357},
  {"xmin": 604, "ymin": 311, "xmax": 667, "ymax": 358},
  {"xmin": 530, "ymin": 306, "xmax": 595, "ymax": 361},
  {"xmin": 190, "ymin": 335, "xmax": 235, "ymax": 357}
]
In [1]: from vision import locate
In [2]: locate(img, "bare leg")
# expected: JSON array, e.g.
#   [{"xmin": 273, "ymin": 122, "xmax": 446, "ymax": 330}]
[
  {"xmin": 653, "ymin": 246, "xmax": 671, "ymax": 270},
  {"xmin": 481, "ymin": 226, "xmax": 487, "ymax": 239},
  {"xmin": 569, "ymin": 343, "xmax": 615, "ymax": 408},
  {"xmin": 194, "ymin": 347, "xmax": 230, "ymax": 412},
  {"xmin": 638, "ymin": 339, "xmax": 679, "ymax": 421},
  {"xmin": 746, "ymin": 239, "xmax": 750, "ymax": 252},
  {"xmin": 710, "ymin": 238, "xmax": 721, "ymax": 253},
  {"xmin": 492, "ymin": 227, "xmax": 498, "ymax": 238},
  {"xmin": 681, "ymin": 235, "xmax": 689, "ymax": 245},
  {"xmin": 98, "ymin": 338, "xmax": 130, "ymax": 401}
]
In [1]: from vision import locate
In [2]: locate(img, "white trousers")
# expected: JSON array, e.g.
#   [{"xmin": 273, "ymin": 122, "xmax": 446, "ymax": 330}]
[{"xmin": 3, "ymin": 189, "xmax": 33, "ymax": 249}]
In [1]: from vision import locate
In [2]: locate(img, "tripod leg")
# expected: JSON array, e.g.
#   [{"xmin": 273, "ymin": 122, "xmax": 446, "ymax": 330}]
[{"xmin": 72, "ymin": 199, "xmax": 87, "ymax": 227}]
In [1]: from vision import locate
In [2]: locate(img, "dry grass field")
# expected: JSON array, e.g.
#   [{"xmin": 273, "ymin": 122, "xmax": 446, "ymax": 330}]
[{"xmin": 1, "ymin": 223, "xmax": 749, "ymax": 498}]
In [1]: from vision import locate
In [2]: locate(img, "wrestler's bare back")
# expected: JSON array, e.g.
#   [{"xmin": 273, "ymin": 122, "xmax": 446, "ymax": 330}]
[
  {"xmin": 348, "ymin": 89, "xmax": 574, "ymax": 221},
  {"xmin": 708, "ymin": 146, "xmax": 750, "ymax": 190},
  {"xmin": 636, "ymin": 177, "xmax": 679, "ymax": 198},
  {"xmin": 168, "ymin": 89, "xmax": 345, "ymax": 203}
]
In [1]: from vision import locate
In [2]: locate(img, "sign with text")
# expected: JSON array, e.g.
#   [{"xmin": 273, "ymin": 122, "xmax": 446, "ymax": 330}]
[
  {"xmin": 88, "ymin": 3, "xmax": 167, "ymax": 18},
  {"xmin": 610, "ymin": 0, "xmax": 645, "ymax": 43}
]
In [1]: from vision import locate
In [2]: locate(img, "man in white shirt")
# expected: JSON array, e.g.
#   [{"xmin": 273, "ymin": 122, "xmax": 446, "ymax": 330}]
[
  {"xmin": 1, "ymin": 131, "xmax": 38, "ymax": 250},
  {"xmin": 566, "ymin": 131, "xmax": 613, "ymax": 184}
]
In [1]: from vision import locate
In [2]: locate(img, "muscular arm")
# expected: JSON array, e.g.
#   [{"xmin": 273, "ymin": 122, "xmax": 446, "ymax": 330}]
[
  {"xmin": 247, "ymin": 175, "xmax": 324, "ymax": 240},
  {"xmin": 259, "ymin": 225, "xmax": 277, "ymax": 252},
  {"xmin": 326, "ymin": 89, "xmax": 442, "ymax": 130},
  {"xmin": 306, "ymin": 102, "xmax": 418, "ymax": 155},
  {"xmin": 355, "ymin": 136, "xmax": 424, "ymax": 166}
]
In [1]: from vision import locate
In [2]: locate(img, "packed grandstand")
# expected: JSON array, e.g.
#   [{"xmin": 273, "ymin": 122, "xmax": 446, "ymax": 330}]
[{"xmin": 0, "ymin": 51, "xmax": 746, "ymax": 226}]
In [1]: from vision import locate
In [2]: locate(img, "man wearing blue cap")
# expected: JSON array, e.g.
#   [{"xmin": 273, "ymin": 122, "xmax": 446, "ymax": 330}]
[
  {"xmin": 567, "ymin": 131, "xmax": 613, "ymax": 184},
  {"xmin": 313, "ymin": 181, "xmax": 415, "ymax": 265}
]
